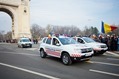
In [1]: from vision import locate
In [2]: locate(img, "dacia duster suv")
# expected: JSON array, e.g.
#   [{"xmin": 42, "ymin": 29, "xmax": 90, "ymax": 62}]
[{"xmin": 39, "ymin": 35, "xmax": 93, "ymax": 65}]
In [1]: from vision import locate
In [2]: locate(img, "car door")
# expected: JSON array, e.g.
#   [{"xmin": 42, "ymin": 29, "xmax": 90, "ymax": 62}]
[
  {"xmin": 45, "ymin": 37, "xmax": 52, "ymax": 55},
  {"xmin": 50, "ymin": 38, "xmax": 62, "ymax": 58}
]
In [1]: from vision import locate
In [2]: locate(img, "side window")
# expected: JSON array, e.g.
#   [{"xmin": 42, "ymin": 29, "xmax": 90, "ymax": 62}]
[
  {"xmin": 52, "ymin": 38, "xmax": 59, "ymax": 46},
  {"xmin": 46, "ymin": 38, "xmax": 51, "ymax": 44},
  {"xmin": 73, "ymin": 37, "xmax": 76, "ymax": 40},
  {"xmin": 43, "ymin": 38, "xmax": 46, "ymax": 43},
  {"xmin": 78, "ymin": 38, "xmax": 84, "ymax": 43},
  {"xmin": 20, "ymin": 40, "xmax": 22, "ymax": 42}
]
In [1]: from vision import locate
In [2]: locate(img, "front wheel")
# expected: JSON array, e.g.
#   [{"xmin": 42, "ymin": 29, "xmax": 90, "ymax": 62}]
[
  {"xmin": 30, "ymin": 45, "xmax": 32, "ymax": 48},
  {"xmin": 21, "ymin": 44, "xmax": 24, "ymax": 48},
  {"xmin": 40, "ymin": 49, "xmax": 46, "ymax": 58},
  {"xmin": 61, "ymin": 53, "xmax": 72, "ymax": 65}
]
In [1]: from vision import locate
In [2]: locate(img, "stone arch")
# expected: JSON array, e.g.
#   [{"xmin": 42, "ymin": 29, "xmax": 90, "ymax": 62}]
[
  {"xmin": 0, "ymin": 0, "xmax": 31, "ymax": 40},
  {"xmin": 0, "ymin": 5, "xmax": 18, "ymax": 39}
]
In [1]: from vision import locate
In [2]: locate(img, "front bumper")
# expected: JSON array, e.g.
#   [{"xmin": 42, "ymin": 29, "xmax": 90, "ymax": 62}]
[
  {"xmin": 93, "ymin": 48, "xmax": 108, "ymax": 54},
  {"xmin": 22, "ymin": 44, "xmax": 32, "ymax": 47},
  {"xmin": 71, "ymin": 54, "xmax": 93, "ymax": 61},
  {"xmin": 94, "ymin": 50, "xmax": 107, "ymax": 54}
]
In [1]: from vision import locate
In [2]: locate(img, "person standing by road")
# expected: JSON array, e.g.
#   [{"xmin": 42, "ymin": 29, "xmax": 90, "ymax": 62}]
[{"xmin": 117, "ymin": 36, "xmax": 119, "ymax": 51}]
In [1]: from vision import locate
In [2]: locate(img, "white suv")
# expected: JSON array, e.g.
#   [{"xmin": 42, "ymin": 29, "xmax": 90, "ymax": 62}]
[
  {"xmin": 73, "ymin": 37, "xmax": 108, "ymax": 55},
  {"xmin": 38, "ymin": 36, "xmax": 93, "ymax": 65},
  {"xmin": 18, "ymin": 38, "xmax": 32, "ymax": 48}
]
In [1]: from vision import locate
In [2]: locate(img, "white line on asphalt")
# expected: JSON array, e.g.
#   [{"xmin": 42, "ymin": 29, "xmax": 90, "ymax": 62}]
[
  {"xmin": 24, "ymin": 48, "xmax": 38, "ymax": 51},
  {"xmin": 0, "ymin": 62, "xmax": 60, "ymax": 79},
  {"xmin": 107, "ymin": 58, "xmax": 119, "ymax": 61},
  {"xmin": 87, "ymin": 61, "xmax": 119, "ymax": 67},
  {"xmin": 89, "ymin": 69, "xmax": 119, "ymax": 77},
  {"xmin": 106, "ymin": 51, "xmax": 119, "ymax": 57},
  {"xmin": 0, "ymin": 43, "xmax": 10, "ymax": 44},
  {"xmin": 0, "ymin": 52, "xmax": 40, "ymax": 56}
]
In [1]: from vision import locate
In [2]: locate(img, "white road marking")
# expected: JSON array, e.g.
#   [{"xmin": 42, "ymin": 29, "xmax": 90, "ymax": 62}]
[
  {"xmin": 87, "ymin": 61, "xmax": 119, "ymax": 67},
  {"xmin": 106, "ymin": 51, "xmax": 119, "ymax": 57},
  {"xmin": 0, "ymin": 62, "xmax": 60, "ymax": 79},
  {"xmin": 103, "ymin": 53, "xmax": 108, "ymax": 56},
  {"xmin": 107, "ymin": 58, "xmax": 119, "ymax": 61},
  {"xmin": 89, "ymin": 69, "xmax": 119, "ymax": 77},
  {"xmin": 0, "ymin": 43, "xmax": 10, "ymax": 44},
  {"xmin": 0, "ymin": 52, "xmax": 39, "ymax": 56},
  {"xmin": 24, "ymin": 48, "xmax": 38, "ymax": 51}
]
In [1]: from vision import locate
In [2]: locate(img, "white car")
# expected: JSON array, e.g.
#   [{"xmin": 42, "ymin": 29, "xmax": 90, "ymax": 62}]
[
  {"xmin": 38, "ymin": 36, "xmax": 93, "ymax": 65},
  {"xmin": 73, "ymin": 37, "xmax": 108, "ymax": 55},
  {"xmin": 18, "ymin": 37, "xmax": 32, "ymax": 48}
]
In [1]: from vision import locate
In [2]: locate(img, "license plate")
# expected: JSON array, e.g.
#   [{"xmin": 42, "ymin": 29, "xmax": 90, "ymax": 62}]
[{"xmin": 26, "ymin": 44, "xmax": 29, "ymax": 46}]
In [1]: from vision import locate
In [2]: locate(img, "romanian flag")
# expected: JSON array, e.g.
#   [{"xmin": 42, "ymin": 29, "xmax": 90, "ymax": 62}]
[{"xmin": 101, "ymin": 21, "xmax": 118, "ymax": 33}]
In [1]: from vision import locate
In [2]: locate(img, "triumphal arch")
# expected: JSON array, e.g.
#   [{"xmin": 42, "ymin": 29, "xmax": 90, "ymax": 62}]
[{"xmin": 0, "ymin": 0, "xmax": 31, "ymax": 39}]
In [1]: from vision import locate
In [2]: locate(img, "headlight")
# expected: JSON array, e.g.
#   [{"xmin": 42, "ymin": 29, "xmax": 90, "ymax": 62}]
[
  {"xmin": 74, "ymin": 49, "xmax": 81, "ymax": 53},
  {"xmin": 96, "ymin": 45, "xmax": 101, "ymax": 48},
  {"xmin": 100, "ymin": 45, "xmax": 107, "ymax": 48}
]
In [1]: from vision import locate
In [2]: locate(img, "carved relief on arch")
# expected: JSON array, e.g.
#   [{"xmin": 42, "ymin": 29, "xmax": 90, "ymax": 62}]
[{"xmin": 21, "ymin": 0, "xmax": 28, "ymax": 6}]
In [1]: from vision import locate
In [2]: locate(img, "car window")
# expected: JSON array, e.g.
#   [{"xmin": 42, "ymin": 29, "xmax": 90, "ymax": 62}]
[
  {"xmin": 72, "ymin": 37, "xmax": 76, "ymax": 40},
  {"xmin": 46, "ymin": 38, "xmax": 51, "ymax": 44},
  {"xmin": 43, "ymin": 38, "xmax": 46, "ymax": 43},
  {"xmin": 59, "ymin": 37, "xmax": 77, "ymax": 45},
  {"xmin": 78, "ymin": 38, "xmax": 84, "ymax": 43},
  {"xmin": 22, "ymin": 39, "xmax": 30, "ymax": 42},
  {"xmin": 52, "ymin": 38, "xmax": 59, "ymax": 46},
  {"xmin": 20, "ymin": 40, "xmax": 22, "ymax": 42},
  {"xmin": 83, "ymin": 37, "xmax": 95, "ymax": 43}
]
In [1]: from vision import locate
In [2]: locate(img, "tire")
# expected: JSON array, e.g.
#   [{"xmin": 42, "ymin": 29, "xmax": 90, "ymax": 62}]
[
  {"xmin": 21, "ymin": 44, "xmax": 24, "ymax": 48},
  {"xmin": 100, "ymin": 51, "xmax": 106, "ymax": 55},
  {"xmin": 61, "ymin": 53, "xmax": 72, "ymax": 65},
  {"xmin": 40, "ymin": 49, "xmax": 46, "ymax": 58},
  {"xmin": 30, "ymin": 45, "xmax": 32, "ymax": 48}
]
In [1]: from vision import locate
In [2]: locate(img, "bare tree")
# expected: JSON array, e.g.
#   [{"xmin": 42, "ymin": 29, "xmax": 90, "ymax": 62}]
[
  {"xmin": 82, "ymin": 26, "xmax": 99, "ymax": 36},
  {"xmin": 50, "ymin": 25, "xmax": 81, "ymax": 36},
  {"xmin": 31, "ymin": 24, "xmax": 42, "ymax": 39},
  {"xmin": 4, "ymin": 31, "xmax": 12, "ymax": 42},
  {"xmin": 0, "ymin": 31, "xmax": 5, "ymax": 42}
]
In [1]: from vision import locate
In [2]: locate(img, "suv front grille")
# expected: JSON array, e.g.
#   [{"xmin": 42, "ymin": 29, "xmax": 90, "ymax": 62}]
[
  {"xmin": 101, "ymin": 45, "xmax": 107, "ymax": 48},
  {"xmin": 81, "ymin": 48, "xmax": 92, "ymax": 53}
]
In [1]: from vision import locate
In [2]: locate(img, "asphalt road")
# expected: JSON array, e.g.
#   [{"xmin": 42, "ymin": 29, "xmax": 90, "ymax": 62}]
[{"xmin": 0, "ymin": 43, "xmax": 119, "ymax": 79}]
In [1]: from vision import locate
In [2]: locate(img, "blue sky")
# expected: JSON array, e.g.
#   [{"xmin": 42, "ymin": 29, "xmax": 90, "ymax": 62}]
[{"xmin": 0, "ymin": 0, "xmax": 119, "ymax": 33}]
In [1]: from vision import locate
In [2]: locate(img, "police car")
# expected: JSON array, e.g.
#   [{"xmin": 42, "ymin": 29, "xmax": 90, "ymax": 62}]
[
  {"xmin": 73, "ymin": 37, "xmax": 108, "ymax": 55},
  {"xmin": 38, "ymin": 35, "xmax": 93, "ymax": 65},
  {"xmin": 18, "ymin": 37, "xmax": 32, "ymax": 48}
]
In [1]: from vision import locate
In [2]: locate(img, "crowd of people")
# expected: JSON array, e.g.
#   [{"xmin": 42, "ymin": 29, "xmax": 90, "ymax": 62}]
[{"xmin": 91, "ymin": 34, "xmax": 119, "ymax": 51}]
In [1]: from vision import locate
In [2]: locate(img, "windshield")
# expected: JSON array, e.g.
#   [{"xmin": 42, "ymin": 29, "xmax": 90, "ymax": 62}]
[
  {"xmin": 59, "ymin": 37, "xmax": 78, "ymax": 45},
  {"xmin": 22, "ymin": 39, "xmax": 30, "ymax": 42},
  {"xmin": 83, "ymin": 37, "xmax": 95, "ymax": 43}
]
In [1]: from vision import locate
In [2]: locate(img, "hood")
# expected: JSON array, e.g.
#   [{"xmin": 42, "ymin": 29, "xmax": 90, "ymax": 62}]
[
  {"xmin": 21, "ymin": 41, "xmax": 32, "ymax": 44},
  {"xmin": 86, "ymin": 42, "xmax": 106, "ymax": 45},
  {"xmin": 62, "ymin": 44, "xmax": 90, "ymax": 49}
]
